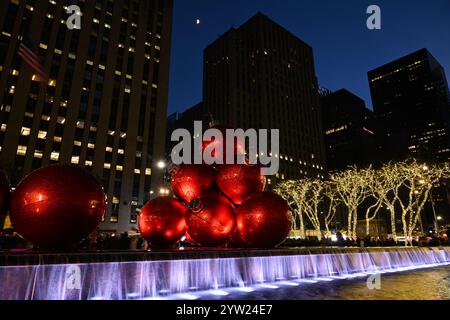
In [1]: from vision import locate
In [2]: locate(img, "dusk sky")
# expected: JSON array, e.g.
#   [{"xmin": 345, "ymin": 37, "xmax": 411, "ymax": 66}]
[{"xmin": 168, "ymin": 0, "xmax": 450, "ymax": 114}]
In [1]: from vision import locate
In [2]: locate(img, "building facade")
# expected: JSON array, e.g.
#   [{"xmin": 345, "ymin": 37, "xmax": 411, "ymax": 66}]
[
  {"xmin": 321, "ymin": 89, "xmax": 381, "ymax": 171},
  {"xmin": 202, "ymin": 13, "xmax": 326, "ymax": 183},
  {"xmin": 368, "ymin": 48, "xmax": 450, "ymax": 163},
  {"xmin": 0, "ymin": 0, "xmax": 173, "ymax": 233}
]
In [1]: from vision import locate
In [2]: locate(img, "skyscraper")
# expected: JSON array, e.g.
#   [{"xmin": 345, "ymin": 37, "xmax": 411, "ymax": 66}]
[
  {"xmin": 0, "ymin": 0, "xmax": 173, "ymax": 233},
  {"xmin": 321, "ymin": 89, "xmax": 380, "ymax": 171},
  {"xmin": 368, "ymin": 48, "xmax": 450, "ymax": 163},
  {"xmin": 202, "ymin": 13, "xmax": 326, "ymax": 183}
]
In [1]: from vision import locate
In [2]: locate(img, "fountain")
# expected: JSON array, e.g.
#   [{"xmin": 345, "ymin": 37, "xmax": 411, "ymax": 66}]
[{"xmin": 0, "ymin": 247, "xmax": 449, "ymax": 300}]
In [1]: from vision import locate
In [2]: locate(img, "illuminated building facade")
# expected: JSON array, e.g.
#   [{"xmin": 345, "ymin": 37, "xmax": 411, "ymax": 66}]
[
  {"xmin": 368, "ymin": 48, "xmax": 450, "ymax": 163},
  {"xmin": 202, "ymin": 13, "xmax": 327, "ymax": 183},
  {"xmin": 0, "ymin": 0, "xmax": 173, "ymax": 233},
  {"xmin": 321, "ymin": 89, "xmax": 380, "ymax": 171}
]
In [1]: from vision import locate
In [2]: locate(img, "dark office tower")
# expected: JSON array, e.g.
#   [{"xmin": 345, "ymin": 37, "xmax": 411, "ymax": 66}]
[
  {"xmin": 171, "ymin": 102, "xmax": 205, "ymax": 133},
  {"xmin": 368, "ymin": 49, "xmax": 450, "ymax": 162},
  {"xmin": 0, "ymin": 0, "xmax": 173, "ymax": 233},
  {"xmin": 202, "ymin": 13, "xmax": 326, "ymax": 184},
  {"xmin": 321, "ymin": 89, "xmax": 380, "ymax": 171},
  {"xmin": 166, "ymin": 102, "xmax": 206, "ymax": 164}
]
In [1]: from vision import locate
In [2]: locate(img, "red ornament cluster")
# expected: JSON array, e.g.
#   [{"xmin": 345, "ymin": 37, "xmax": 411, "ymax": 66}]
[
  {"xmin": 139, "ymin": 124, "xmax": 293, "ymax": 248},
  {"xmin": 9, "ymin": 165, "xmax": 106, "ymax": 248}
]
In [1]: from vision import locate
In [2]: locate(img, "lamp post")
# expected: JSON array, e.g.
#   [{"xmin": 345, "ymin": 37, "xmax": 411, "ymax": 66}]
[{"xmin": 436, "ymin": 216, "xmax": 444, "ymax": 235}]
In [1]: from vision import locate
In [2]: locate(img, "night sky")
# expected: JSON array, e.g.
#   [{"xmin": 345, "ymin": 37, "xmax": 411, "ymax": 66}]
[{"xmin": 168, "ymin": 0, "xmax": 450, "ymax": 114}]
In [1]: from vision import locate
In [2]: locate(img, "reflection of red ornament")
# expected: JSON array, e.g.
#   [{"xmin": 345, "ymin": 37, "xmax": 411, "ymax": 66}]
[
  {"xmin": 10, "ymin": 165, "xmax": 106, "ymax": 248},
  {"xmin": 171, "ymin": 164, "xmax": 216, "ymax": 204},
  {"xmin": 202, "ymin": 125, "xmax": 245, "ymax": 163},
  {"xmin": 139, "ymin": 197, "xmax": 187, "ymax": 248},
  {"xmin": 216, "ymin": 164, "xmax": 266, "ymax": 205},
  {"xmin": 186, "ymin": 193, "xmax": 236, "ymax": 247},
  {"xmin": 0, "ymin": 171, "xmax": 11, "ymax": 228},
  {"xmin": 236, "ymin": 192, "xmax": 292, "ymax": 248}
]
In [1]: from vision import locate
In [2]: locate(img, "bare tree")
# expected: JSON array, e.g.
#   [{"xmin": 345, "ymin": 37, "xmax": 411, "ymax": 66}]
[
  {"xmin": 362, "ymin": 167, "xmax": 383, "ymax": 236},
  {"xmin": 323, "ymin": 181, "xmax": 338, "ymax": 238},
  {"xmin": 276, "ymin": 160, "xmax": 448, "ymax": 245},
  {"xmin": 330, "ymin": 167, "xmax": 370, "ymax": 240},
  {"xmin": 302, "ymin": 179, "xmax": 324, "ymax": 240},
  {"xmin": 394, "ymin": 160, "xmax": 445, "ymax": 246},
  {"xmin": 371, "ymin": 163, "xmax": 401, "ymax": 240},
  {"xmin": 371, "ymin": 160, "xmax": 445, "ymax": 246},
  {"xmin": 274, "ymin": 180, "xmax": 307, "ymax": 238}
]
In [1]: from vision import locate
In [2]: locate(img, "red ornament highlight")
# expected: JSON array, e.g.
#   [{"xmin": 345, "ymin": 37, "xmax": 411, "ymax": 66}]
[
  {"xmin": 202, "ymin": 124, "xmax": 245, "ymax": 163},
  {"xmin": 216, "ymin": 164, "xmax": 266, "ymax": 205},
  {"xmin": 0, "ymin": 171, "xmax": 11, "ymax": 228},
  {"xmin": 171, "ymin": 164, "xmax": 216, "ymax": 204},
  {"xmin": 186, "ymin": 193, "xmax": 236, "ymax": 247},
  {"xmin": 139, "ymin": 197, "xmax": 187, "ymax": 248},
  {"xmin": 236, "ymin": 192, "xmax": 292, "ymax": 248},
  {"xmin": 10, "ymin": 165, "xmax": 106, "ymax": 248}
]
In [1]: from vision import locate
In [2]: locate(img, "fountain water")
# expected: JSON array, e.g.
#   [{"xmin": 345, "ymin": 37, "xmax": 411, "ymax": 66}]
[{"xmin": 0, "ymin": 247, "xmax": 449, "ymax": 300}]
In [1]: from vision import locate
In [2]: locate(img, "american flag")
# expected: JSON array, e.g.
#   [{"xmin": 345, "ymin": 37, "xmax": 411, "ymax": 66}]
[{"xmin": 18, "ymin": 35, "xmax": 48, "ymax": 83}]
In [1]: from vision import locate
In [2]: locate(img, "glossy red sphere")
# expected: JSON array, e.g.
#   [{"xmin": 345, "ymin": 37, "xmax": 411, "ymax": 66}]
[
  {"xmin": 202, "ymin": 125, "xmax": 245, "ymax": 164},
  {"xmin": 171, "ymin": 164, "xmax": 216, "ymax": 204},
  {"xmin": 10, "ymin": 165, "xmax": 106, "ymax": 248},
  {"xmin": 236, "ymin": 192, "xmax": 292, "ymax": 248},
  {"xmin": 184, "ymin": 231, "xmax": 197, "ymax": 245},
  {"xmin": 0, "ymin": 171, "xmax": 11, "ymax": 228},
  {"xmin": 139, "ymin": 197, "xmax": 187, "ymax": 248},
  {"xmin": 216, "ymin": 164, "xmax": 266, "ymax": 205},
  {"xmin": 227, "ymin": 227, "xmax": 250, "ymax": 248},
  {"xmin": 186, "ymin": 193, "xmax": 236, "ymax": 247}
]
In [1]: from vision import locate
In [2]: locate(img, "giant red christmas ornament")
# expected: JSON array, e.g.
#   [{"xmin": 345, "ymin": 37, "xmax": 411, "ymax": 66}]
[
  {"xmin": 171, "ymin": 164, "xmax": 216, "ymax": 204},
  {"xmin": 0, "ymin": 170, "xmax": 11, "ymax": 228},
  {"xmin": 236, "ymin": 192, "xmax": 292, "ymax": 248},
  {"xmin": 227, "ymin": 227, "xmax": 250, "ymax": 248},
  {"xmin": 202, "ymin": 124, "xmax": 245, "ymax": 164},
  {"xmin": 10, "ymin": 165, "xmax": 106, "ymax": 248},
  {"xmin": 186, "ymin": 193, "xmax": 236, "ymax": 247},
  {"xmin": 216, "ymin": 164, "xmax": 266, "ymax": 205},
  {"xmin": 139, "ymin": 197, "xmax": 187, "ymax": 248}
]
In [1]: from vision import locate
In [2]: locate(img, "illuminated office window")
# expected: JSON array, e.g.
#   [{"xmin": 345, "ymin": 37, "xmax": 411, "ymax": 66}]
[
  {"xmin": 34, "ymin": 151, "xmax": 43, "ymax": 159},
  {"xmin": 38, "ymin": 131, "xmax": 47, "ymax": 139},
  {"xmin": 71, "ymin": 156, "xmax": 80, "ymax": 164},
  {"xmin": 21, "ymin": 127, "xmax": 31, "ymax": 136},
  {"xmin": 17, "ymin": 146, "xmax": 27, "ymax": 156},
  {"xmin": 50, "ymin": 152, "xmax": 59, "ymax": 161}
]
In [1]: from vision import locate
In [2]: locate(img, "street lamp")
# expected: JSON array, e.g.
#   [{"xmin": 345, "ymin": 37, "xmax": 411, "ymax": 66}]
[
  {"xmin": 157, "ymin": 161, "xmax": 166, "ymax": 169},
  {"xmin": 159, "ymin": 188, "xmax": 170, "ymax": 195}
]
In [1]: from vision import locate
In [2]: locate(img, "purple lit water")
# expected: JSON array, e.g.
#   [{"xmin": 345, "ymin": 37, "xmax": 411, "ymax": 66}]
[
  {"xmin": 0, "ymin": 247, "xmax": 449, "ymax": 300},
  {"xmin": 200, "ymin": 266, "xmax": 450, "ymax": 300}
]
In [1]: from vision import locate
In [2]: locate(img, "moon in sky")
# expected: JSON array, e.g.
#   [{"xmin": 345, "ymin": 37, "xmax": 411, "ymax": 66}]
[{"xmin": 196, "ymin": 19, "xmax": 201, "ymax": 25}]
